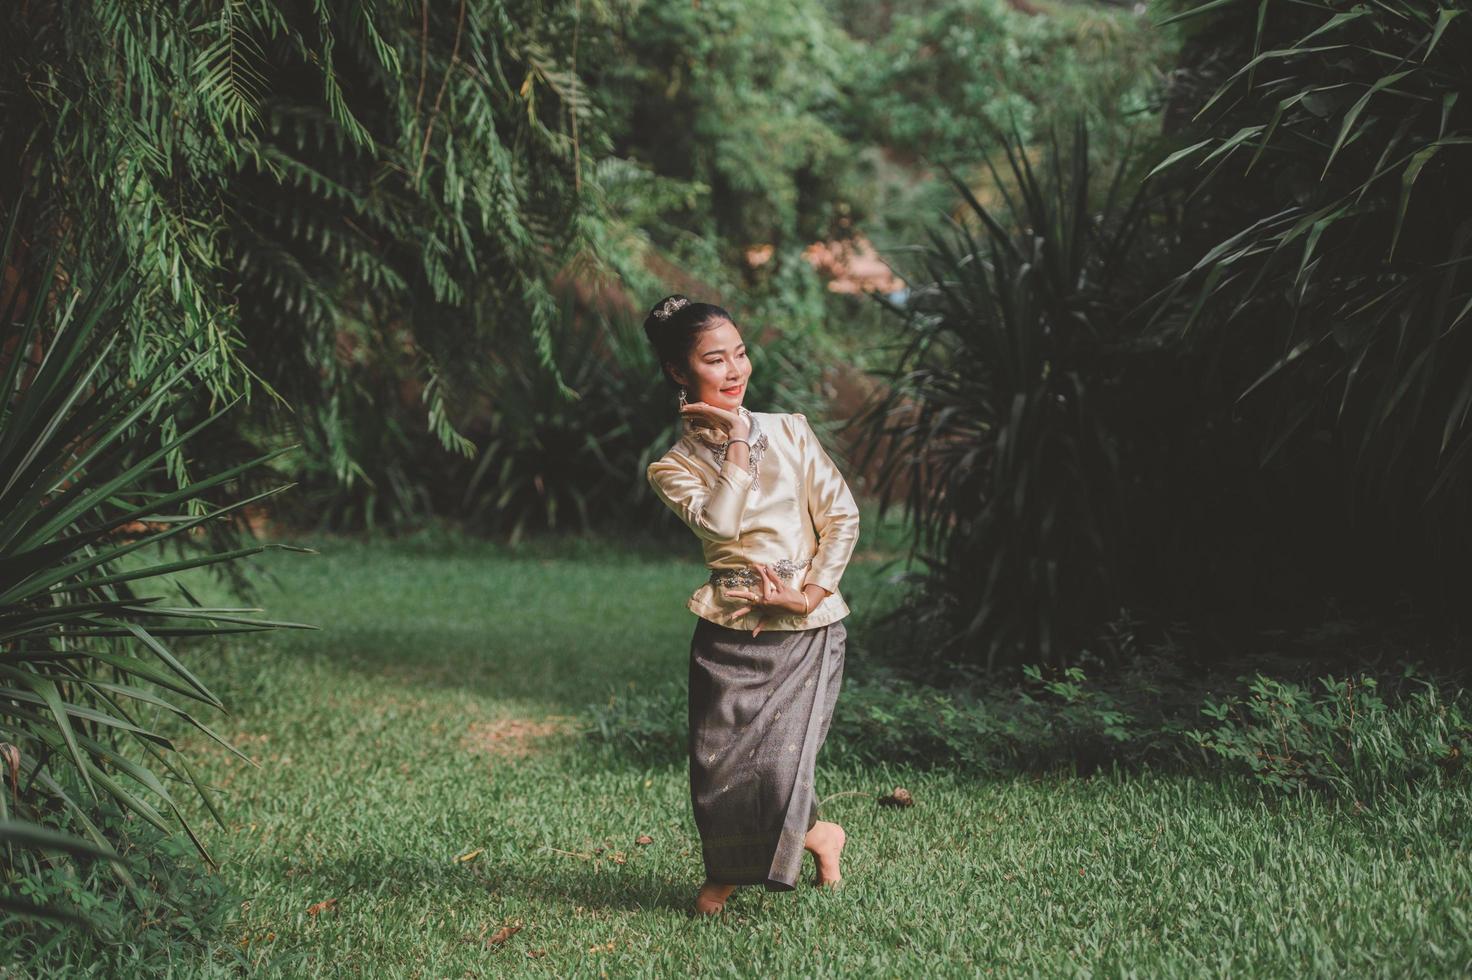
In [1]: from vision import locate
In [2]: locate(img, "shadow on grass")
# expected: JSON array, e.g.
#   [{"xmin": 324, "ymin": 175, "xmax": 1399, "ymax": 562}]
[{"xmin": 283, "ymin": 850, "xmax": 693, "ymax": 917}]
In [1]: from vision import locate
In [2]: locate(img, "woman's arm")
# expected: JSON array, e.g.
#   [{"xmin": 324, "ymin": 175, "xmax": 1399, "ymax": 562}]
[
  {"xmin": 794, "ymin": 414, "xmax": 861, "ymax": 596},
  {"xmin": 793, "ymin": 581, "xmax": 830, "ymax": 616},
  {"xmin": 647, "ymin": 452, "xmax": 754, "ymax": 543}
]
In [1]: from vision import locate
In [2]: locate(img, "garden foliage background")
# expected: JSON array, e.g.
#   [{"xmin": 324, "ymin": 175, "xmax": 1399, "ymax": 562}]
[{"xmin": 2, "ymin": 0, "xmax": 1471, "ymax": 962}]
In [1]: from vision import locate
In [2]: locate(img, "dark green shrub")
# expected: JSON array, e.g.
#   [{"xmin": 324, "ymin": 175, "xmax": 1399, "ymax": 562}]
[
  {"xmin": 0, "ymin": 206, "xmax": 309, "ymax": 944},
  {"xmin": 0, "ymin": 819, "xmax": 119, "ymax": 928},
  {"xmin": 1151, "ymin": 0, "xmax": 1472, "ymax": 613},
  {"xmin": 2, "ymin": 806, "xmax": 239, "ymax": 973},
  {"xmin": 856, "ymin": 3, "xmax": 1472, "ymax": 675},
  {"xmin": 823, "ymin": 634, "xmax": 1212, "ymax": 777},
  {"xmin": 1189, "ymin": 670, "xmax": 1471, "ymax": 805},
  {"xmin": 852, "ymin": 122, "xmax": 1181, "ymax": 672}
]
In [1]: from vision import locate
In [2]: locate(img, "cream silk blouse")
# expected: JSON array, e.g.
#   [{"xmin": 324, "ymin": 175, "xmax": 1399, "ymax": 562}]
[{"xmin": 647, "ymin": 410, "xmax": 861, "ymax": 631}]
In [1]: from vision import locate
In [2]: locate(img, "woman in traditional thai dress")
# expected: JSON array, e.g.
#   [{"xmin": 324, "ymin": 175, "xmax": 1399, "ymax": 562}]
[{"xmin": 642, "ymin": 294, "xmax": 861, "ymax": 917}]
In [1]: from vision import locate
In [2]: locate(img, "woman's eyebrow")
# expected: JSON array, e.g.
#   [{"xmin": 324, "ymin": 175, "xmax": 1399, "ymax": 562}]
[{"xmin": 701, "ymin": 344, "xmax": 745, "ymax": 356}]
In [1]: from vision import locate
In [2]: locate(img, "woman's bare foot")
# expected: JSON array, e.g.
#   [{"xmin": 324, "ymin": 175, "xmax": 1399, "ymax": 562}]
[
  {"xmin": 803, "ymin": 820, "xmax": 846, "ymax": 887},
  {"xmin": 694, "ymin": 880, "xmax": 736, "ymax": 916}
]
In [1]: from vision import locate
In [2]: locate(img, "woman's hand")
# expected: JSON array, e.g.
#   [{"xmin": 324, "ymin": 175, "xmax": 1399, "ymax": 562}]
[
  {"xmin": 680, "ymin": 401, "xmax": 751, "ymax": 441},
  {"xmin": 725, "ymin": 563, "xmax": 811, "ymax": 636}
]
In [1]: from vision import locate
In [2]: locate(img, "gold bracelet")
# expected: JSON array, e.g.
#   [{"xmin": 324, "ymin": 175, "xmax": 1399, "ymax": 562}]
[{"xmin": 801, "ymin": 591, "xmax": 811, "ymax": 615}]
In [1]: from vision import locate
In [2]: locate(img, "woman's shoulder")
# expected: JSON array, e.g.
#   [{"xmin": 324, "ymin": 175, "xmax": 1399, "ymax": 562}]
[
  {"xmin": 648, "ymin": 440, "xmax": 691, "ymax": 468},
  {"xmin": 646, "ymin": 434, "xmax": 703, "ymax": 480},
  {"xmin": 751, "ymin": 409, "xmax": 807, "ymax": 424},
  {"xmin": 755, "ymin": 410, "xmax": 812, "ymax": 441}
]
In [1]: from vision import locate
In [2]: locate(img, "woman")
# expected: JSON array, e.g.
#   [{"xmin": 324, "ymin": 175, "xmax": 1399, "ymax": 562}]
[{"xmin": 642, "ymin": 294, "xmax": 861, "ymax": 917}]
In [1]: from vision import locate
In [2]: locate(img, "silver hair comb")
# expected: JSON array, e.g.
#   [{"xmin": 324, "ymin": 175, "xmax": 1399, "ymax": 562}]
[{"xmin": 652, "ymin": 296, "xmax": 690, "ymax": 320}]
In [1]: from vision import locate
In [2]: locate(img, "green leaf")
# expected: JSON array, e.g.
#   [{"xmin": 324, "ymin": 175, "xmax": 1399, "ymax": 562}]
[
  {"xmin": 1323, "ymin": 71, "xmax": 1414, "ymax": 178},
  {"xmin": 0, "ymin": 819, "xmax": 119, "ymax": 860},
  {"xmin": 1426, "ymin": 8, "xmax": 1462, "ymax": 60},
  {"xmin": 1200, "ymin": 126, "xmax": 1266, "ymax": 169},
  {"xmin": 12, "ymin": 673, "xmax": 96, "ymax": 801},
  {"xmin": 1390, "ymin": 145, "xmax": 1441, "ymax": 259},
  {"xmin": 1298, "ymin": 8, "xmax": 1371, "ymax": 46},
  {"xmin": 1238, "ymin": 338, "xmax": 1317, "ymax": 403},
  {"xmin": 1157, "ymin": 0, "xmax": 1249, "ymax": 28}
]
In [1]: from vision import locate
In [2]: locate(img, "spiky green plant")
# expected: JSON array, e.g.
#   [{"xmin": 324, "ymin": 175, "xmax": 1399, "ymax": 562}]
[
  {"xmin": 0, "ymin": 203, "xmax": 313, "ymax": 921},
  {"xmin": 853, "ymin": 123, "xmax": 1167, "ymax": 672}
]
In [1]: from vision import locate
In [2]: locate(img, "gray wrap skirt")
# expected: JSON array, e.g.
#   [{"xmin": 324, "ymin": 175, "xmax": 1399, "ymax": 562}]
[{"xmin": 687, "ymin": 615, "xmax": 847, "ymax": 891}]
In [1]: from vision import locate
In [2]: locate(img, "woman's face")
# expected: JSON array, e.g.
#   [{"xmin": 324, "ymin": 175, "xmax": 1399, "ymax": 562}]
[{"xmin": 671, "ymin": 319, "xmax": 751, "ymax": 413}]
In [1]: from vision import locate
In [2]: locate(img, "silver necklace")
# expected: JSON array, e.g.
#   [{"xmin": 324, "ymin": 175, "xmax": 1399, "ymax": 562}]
[{"xmin": 708, "ymin": 407, "xmax": 768, "ymax": 481}]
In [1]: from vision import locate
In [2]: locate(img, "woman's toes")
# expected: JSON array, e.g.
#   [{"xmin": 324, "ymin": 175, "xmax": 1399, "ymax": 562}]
[{"xmin": 695, "ymin": 881, "xmax": 735, "ymax": 915}]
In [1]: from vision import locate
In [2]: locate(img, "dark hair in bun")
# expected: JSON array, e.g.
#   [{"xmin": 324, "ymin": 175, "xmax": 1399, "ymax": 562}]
[{"xmin": 641, "ymin": 294, "xmax": 735, "ymax": 390}]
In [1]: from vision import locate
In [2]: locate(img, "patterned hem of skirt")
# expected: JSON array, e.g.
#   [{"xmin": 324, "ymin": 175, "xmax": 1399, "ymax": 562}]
[{"xmin": 702, "ymin": 871, "xmax": 802, "ymax": 893}]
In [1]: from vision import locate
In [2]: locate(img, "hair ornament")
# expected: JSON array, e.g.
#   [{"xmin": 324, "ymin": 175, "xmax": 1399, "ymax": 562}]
[{"xmin": 652, "ymin": 296, "xmax": 690, "ymax": 321}]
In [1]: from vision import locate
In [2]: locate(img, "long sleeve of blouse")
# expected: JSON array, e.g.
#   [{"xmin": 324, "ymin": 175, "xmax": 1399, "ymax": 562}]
[
  {"xmin": 793, "ymin": 413, "xmax": 862, "ymax": 596},
  {"xmin": 646, "ymin": 410, "xmax": 861, "ymax": 631},
  {"xmin": 646, "ymin": 453, "xmax": 754, "ymax": 543}
]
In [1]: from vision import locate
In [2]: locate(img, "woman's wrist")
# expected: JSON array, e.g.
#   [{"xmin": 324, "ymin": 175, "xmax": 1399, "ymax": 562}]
[
  {"xmin": 723, "ymin": 438, "xmax": 750, "ymax": 470},
  {"xmin": 793, "ymin": 584, "xmax": 825, "ymax": 615}
]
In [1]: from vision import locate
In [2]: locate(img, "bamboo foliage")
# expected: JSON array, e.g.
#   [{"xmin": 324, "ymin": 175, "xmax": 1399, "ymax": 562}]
[{"xmin": 1153, "ymin": 0, "xmax": 1472, "ymax": 525}]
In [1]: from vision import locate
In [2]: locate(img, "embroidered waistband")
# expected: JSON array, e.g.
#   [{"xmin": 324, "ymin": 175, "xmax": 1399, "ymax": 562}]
[{"xmin": 708, "ymin": 557, "xmax": 812, "ymax": 590}]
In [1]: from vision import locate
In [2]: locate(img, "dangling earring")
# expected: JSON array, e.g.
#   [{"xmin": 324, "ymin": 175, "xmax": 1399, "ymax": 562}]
[{"xmin": 678, "ymin": 386, "xmax": 688, "ymax": 409}]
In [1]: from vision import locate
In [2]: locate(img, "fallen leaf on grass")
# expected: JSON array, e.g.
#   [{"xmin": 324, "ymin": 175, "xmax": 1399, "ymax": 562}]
[
  {"xmin": 878, "ymin": 786, "xmax": 914, "ymax": 808},
  {"xmin": 526, "ymin": 948, "xmax": 547, "ymax": 958},
  {"xmin": 455, "ymin": 848, "xmax": 484, "ymax": 863},
  {"xmin": 487, "ymin": 922, "xmax": 523, "ymax": 946},
  {"xmin": 635, "ymin": 834, "xmax": 653, "ymax": 845},
  {"xmin": 306, "ymin": 898, "xmax": 338, "ymax": 917}
]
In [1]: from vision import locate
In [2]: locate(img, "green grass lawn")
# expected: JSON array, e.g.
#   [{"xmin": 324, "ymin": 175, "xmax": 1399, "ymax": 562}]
[{"xmin": 125, "ymin": 533, "xmax": 1472, "ymax": 977}]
